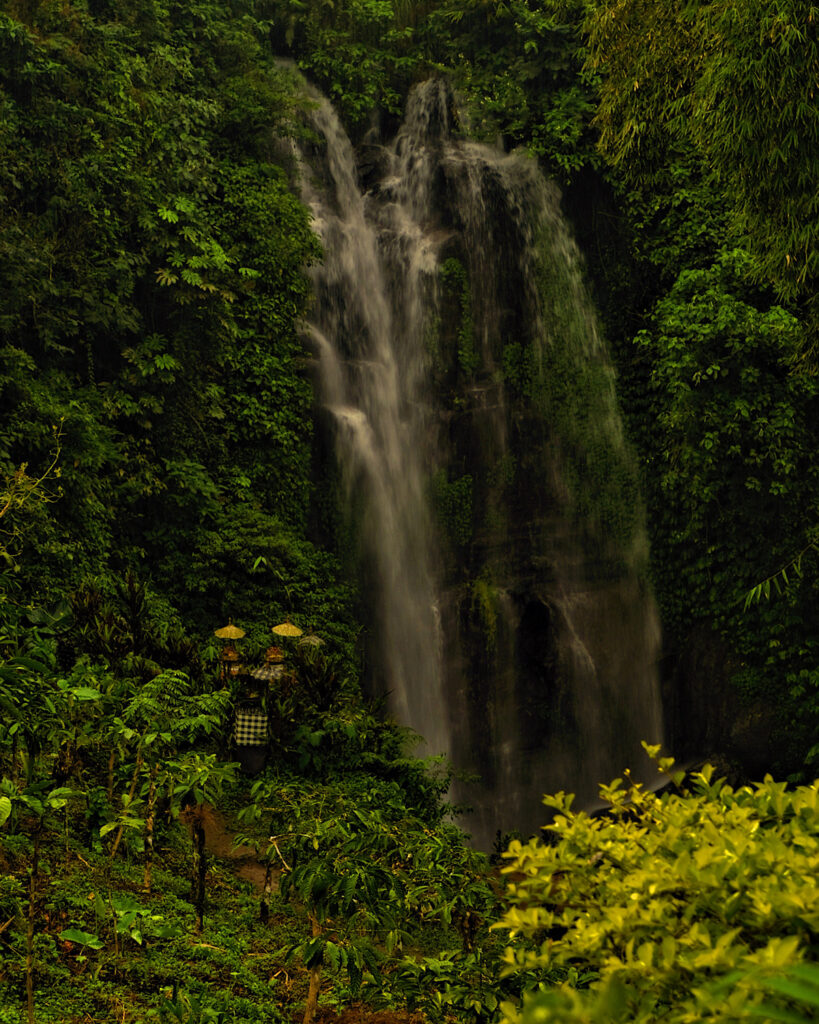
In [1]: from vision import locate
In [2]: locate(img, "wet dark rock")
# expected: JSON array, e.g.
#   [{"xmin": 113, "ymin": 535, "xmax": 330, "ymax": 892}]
[{"xmin": 356, "ymin": 142, "xmax": 390, "ymax": 193}]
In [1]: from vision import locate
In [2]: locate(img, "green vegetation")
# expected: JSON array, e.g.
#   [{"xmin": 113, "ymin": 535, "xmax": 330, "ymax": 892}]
[
  {"xmin": 4, "ymin": 685, "xmax": 819, "ymax": 1023},
  {"xmin": 0, "ymin": 0, "xmax": 348, "ymax": 647},
  {"xmin": 2, "ymin": 0, "xmax": 819, "ymax": 1021},
  {"xmin": 584, "ymin": 0, "xmax": 819, "ymax": 312},
  {"xmin": 499, "ymin": 747, "xmax": 819, "ymax": 1024},
  {"xmin": 432, "ymin": 469, "xmax": 474, "ymax": 549},
  {"xmin": 0, "ymin": 568, "xmax": 502, "ymax": 1021},
  {"xmin": 634, "ymin": 252, "xmax": 819, "ymax": 769},
  {"xmin": 440, "ymin": 258, "xmax": 479, "ymax": 379}
]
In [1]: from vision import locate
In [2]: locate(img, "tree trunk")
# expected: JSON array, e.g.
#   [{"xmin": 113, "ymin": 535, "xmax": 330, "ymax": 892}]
[
  {"xmin": 108, "ymin": 749, "xmax": 143, "ymax": 867},
  {"xmin": 143, "ymin": 768, "xmax": 157, "ymax": 893},
  {"xmin": 260, "ymin": 861, "xmax": 273, "ymax": 924},
  {"xmin": 106, "ymin": 747, "xmax": 116, "ymax": 803},
  {"xmin": 194, "ymin": 812, "xmax": 206, "ymax": 933},
  {"xmin": 26, "ymin": 828, "xmax": 40, "ymax": 1024},
  {"xmin": 302, "ymin": 915, "xmax": 322, "ymax": 1024}
]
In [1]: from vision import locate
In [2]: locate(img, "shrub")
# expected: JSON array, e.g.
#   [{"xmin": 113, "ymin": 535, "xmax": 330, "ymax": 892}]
[{"xmin": 497, "ymin": 745, "xmax": 819, "ymax": 1023}]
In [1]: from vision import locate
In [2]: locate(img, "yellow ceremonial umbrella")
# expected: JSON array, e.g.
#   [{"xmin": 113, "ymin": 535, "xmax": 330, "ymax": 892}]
[
  {"xmin": 214, "ymin": 621, "xmax": 246, "ymax": 640},
  {"xmin": 272, "ymin": 620, "xmax": 303, "ymax": 638},
  {"xmin": 214, "ymin": 622, "xmax": 245, "ymax": 680}
]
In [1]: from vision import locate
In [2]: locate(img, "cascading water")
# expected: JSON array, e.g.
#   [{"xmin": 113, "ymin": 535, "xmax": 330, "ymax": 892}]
[
  {"xmin": 294, "ymin": 78, "xmax": 663, "ymax": 846},
  {"xmin": 294, "ymin": 82, "xmax": 448, "ymax": 758}
]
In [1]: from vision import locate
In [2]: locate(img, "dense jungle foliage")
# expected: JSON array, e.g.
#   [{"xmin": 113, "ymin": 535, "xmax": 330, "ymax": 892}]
[{"xmin": 2, "ymin": 0, "xmax": 819, "ymax": 1021}]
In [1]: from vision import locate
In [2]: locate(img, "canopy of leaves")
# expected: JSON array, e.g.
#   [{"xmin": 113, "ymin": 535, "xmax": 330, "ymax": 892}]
[
  {"xmin": 0, "ymin": 0, "xmax": 355, "ymax": 647},
  {"xmin": 583, "ymin": 0, "xmax": 819, "ymax": 309},
  {"xmin": 632, "ymin": 250, "xmax": 819, "ymax": 770},
  {"xmin": 428, "ymin": 0, "xmax": 598, "ymax": 179}
]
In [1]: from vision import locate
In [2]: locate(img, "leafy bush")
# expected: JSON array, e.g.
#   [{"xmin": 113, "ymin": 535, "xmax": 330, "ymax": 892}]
[{"xmin": 497, "ymin": 746, "xmax": 819, "ymax": 1023}]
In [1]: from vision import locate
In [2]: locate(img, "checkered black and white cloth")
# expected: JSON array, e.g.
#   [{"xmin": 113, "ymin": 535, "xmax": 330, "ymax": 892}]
[
  {"xmin": 250, "ymin": 664, "xmax": 284, "ymax": 682},
  {"xmin": 234, "ymin": 708, "xmax": 268, "ymax": 746}
]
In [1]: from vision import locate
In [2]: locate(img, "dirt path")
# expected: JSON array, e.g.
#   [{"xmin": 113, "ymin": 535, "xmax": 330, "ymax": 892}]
[
  {"xmin": 183, "ymin": 803, "xmax": 271, "ymax": 890},
  {"xmin": 314, "ymin": 1009, "xmax": 425, "ymax": 1024}
]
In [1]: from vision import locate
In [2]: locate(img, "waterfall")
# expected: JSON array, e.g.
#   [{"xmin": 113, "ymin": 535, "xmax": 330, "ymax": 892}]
[
  {"xmin": 294, "ymin": 79, "xmax": 663, "ymax": 846},
  {"xmin": 294, "ymin": 82, "xmax": 448, "ymax": 758}
]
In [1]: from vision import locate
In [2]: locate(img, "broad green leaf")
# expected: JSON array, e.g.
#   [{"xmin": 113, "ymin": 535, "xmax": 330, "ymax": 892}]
[
  {"xmin": 69, "ymin": 686, "xmax": 101, "ymax": 701},
  {"xmin": 60, "ymin": 928, "xmax": 104, "ymax": 950}
]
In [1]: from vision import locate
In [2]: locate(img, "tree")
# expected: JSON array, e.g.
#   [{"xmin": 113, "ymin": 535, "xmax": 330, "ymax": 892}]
[
  {"xmin": 632, "ymin": 250, "xmax": 819, "ymax": 772},
  {"xmin": 105, "ymin": 668, "xmax": 232, "ymax": 898},
  {"xmin": 167, "ymin": 752, "xmax": 236, "ymax": 934},
  {"xmin": 0, "ymin": 0, "xmax": 354, "ymax": 647},
  {"xmin": 1, "ymin": 769, "xmax": 85, "ymax": 1023},
  {"xmin": 428, "ymin": 0, "xmax": 598, "ymax": 180},
  {"xmin": 582, "ymin": 0, "xmax": 819, "ymax": 314}
]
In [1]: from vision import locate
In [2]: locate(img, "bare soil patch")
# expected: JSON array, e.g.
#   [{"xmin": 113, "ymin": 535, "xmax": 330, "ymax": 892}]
[
  {"xmin": 313, "ymin": 1008, "xmax": 426, "ymax": 1024},
  {"xmin": 181, "ymin": 802, "xmax": 275, "ymax": 891}
]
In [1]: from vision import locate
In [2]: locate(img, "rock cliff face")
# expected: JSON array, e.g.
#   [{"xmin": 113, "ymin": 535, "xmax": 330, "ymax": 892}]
[{"xmin": 296, "ymin": 78, "xmax": 664, "ymax": 846}]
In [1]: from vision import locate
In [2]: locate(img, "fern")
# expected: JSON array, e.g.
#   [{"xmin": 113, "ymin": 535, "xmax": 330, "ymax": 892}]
[{"xmin": 123, "ymin": 669, "xmax": 230, "ymax": 743}]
